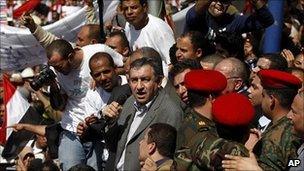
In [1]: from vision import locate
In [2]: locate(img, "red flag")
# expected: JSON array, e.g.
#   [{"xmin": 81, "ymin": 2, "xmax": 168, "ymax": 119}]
[
  {"xmin": 13, "ymin": 0, "xmax": 41, "ymax": 19},
  {"xmin": 0, "ymin": 74, "xmax": 16, "ymax": 145}
]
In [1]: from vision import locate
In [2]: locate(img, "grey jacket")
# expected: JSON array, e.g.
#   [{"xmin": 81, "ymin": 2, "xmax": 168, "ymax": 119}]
[{"xmin": 114, "ymin": 89, "xmax": 183, "ymax": 171}]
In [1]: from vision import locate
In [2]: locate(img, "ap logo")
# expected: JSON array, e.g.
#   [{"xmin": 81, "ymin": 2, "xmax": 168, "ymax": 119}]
[{"xmin": 288, "ymin": 159, "xmax": 301, "ymax": 167}]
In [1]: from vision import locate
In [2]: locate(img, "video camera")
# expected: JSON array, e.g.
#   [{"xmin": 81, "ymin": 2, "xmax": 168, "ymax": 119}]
[{"xmin": 30, "ymin": 65, "xmax": 56, "ymax": 91}]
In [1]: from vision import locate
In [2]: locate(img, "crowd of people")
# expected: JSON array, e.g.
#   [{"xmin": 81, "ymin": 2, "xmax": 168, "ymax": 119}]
[{"xmin": 0, "ymin": 0, "xmax": 303, "ymax": 170}]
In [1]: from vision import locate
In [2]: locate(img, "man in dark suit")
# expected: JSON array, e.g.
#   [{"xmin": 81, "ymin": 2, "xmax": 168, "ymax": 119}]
[{"xmin": 104, "ymin": 57, "xmax": 183, "ymax": 170}]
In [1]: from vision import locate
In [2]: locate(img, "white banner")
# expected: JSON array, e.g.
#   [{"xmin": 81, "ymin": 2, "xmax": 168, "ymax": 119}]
[
  {"xmin": 0, "ymin": 1, "xmax": 119, "ymax": 71},
  {"xmin": 0, "ymin": 0, "xmax": 189, "ymax": 71}
]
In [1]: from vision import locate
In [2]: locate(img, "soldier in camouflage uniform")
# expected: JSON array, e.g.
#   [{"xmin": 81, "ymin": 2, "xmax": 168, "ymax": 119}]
[
  {"xmin": 254, "ymin": 69, "xmax": 302, "ymax": 170},
  {"xmin": 175, "ymin": 70, "xmax": 254, "ymax": 170}
]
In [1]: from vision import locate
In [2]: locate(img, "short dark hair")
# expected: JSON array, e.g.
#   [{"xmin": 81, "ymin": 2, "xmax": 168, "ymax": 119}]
[
  {"xmin": 169, "ymin": 43, "xmax": 178, "ymax": 65},
  {"xmin": 141, "ymin": 47, "xmax": 162, "ymax": 61},
  {"xmin": 260, "ymin": 53, "xmax": 288, "ymax": 71},
  {"xmin": 85, "ymin": 24, "xmax": 104, "ymax": 43},
  {"xmin": 108, "ymin": 30, "xmax": 130, "ymax": 50},
  {"xmin": 187, "ymin": 90, "xmax": 208, "ymax": 108},
  {"xmin": 181, "ymin": 31, "xmax": 215, "ymax": 57},
  {"xmin": 147, "ymin": 123, "xmax": 177, "ymax": 158},
  {"xmin": 130, "ymin": 57, "xmax": 163, "ymax": 82},
  {"xmin": 120, "ymin": 0, "xmax": 148, "ymax": 6},
  {"xmin": 228, "ymin": 57, "xmax": 248, "ymax": 82},
  {"xmin": 215, "ymin": 32, "xmax": 244, "ymax": 59},
  {"xmin": 200, "ymin": 54, "xmax": 225, "ymax": 68},
  {"xmin": 27, "ymin": 159, "xmax": 43, "ymax": 171},
  {"xmin": 265, "ymin": 88, "xmax": 299, "ymax": 109},
  {"xmin": 89, "ymin": 52, "xmax": 115, "ymax": 70},
  {"xmin": 41, "ymin": 160, "xmax": 60, "ymax": 171},
  {"xmin": 169, "ymin": 59, "xmax": 202, "ymax": 81},
  {"xmin": 130, "ymin": 47, "xmax": 162, "ymax": 64},
  {"xmin": 46, "ymin": 39, "xmax": 74, "ymax": 60}
]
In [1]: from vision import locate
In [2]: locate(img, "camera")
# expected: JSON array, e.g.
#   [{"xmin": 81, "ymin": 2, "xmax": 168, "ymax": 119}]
[
  {"xmin": 30, "ymin": 65, "xmax": 56, "ymax": 91},
  {"xmin": 245, "ymin": 58, "xmax": 257, "ymax": 71}
]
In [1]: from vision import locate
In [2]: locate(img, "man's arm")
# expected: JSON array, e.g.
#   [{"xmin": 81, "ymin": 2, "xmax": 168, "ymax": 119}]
[
  {"xmin": 49, "ymin": 80, "xmax": 68, "ymax": 111},
  {"xmin": 233, "ymin": 0, "xmax": 274, "ymax": 33},
  {"xmin": 184, "ymin": 1, "xmax": 208, "ymax": 33},
  {"xmin": 85, "ymin": 0, "xmax": 98, "ymax": 24},
  {"xmin": 8, "ymin": 123, "xmax": 46, "ymax": 136},
  {"xmin": 20, "ymin": 13, "xmax": 59, "ymax": 48}
]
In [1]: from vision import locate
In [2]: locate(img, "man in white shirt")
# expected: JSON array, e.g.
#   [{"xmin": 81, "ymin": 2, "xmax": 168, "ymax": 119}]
[
  {"xmin": 46, "ymin": 39, "xmax": 123, "ymax": 170},
  {"xmin": 77, "ymin": 52, "xmax": 128, "ymax": 138},
  {"xmin": 120, "ymin": 0, "xmax": 175, "ymax": 76}
]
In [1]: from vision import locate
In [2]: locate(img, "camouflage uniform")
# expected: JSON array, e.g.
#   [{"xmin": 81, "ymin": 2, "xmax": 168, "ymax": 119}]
[
  {"xmin": 255, "ymin": 116, "xmax": 301, "ymax": 171},
  {"xmin": 175, "ymin": 110, "xmax": 249, "ymax": 170},
  {"xmin": 177, "ymin": 109, "xmax": 218, "ymax": 148}
]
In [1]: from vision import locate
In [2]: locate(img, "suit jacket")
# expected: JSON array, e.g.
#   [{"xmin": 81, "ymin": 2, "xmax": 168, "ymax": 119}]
[{"xmin": 113, "ymin": 88, "xmax": 183, "ymax": 171}]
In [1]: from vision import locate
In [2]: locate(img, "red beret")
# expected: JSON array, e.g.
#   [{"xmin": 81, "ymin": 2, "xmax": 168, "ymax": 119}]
[
  {"xmin": 212, "ymin": 93, "xmax": 254, "ymax": 126},
  {"xmin": 258, "ymin": 69, "xmax": 302, "ymax": 89},
  {"xmin": 184, "ymin": 70, "xmax": 227, "ymax": 93}
]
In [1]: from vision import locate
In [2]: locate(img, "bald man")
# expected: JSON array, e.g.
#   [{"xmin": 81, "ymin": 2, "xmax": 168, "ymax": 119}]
[{"xmin": 214, "ymin": 57, "xmax": 249, "ymax": 95}]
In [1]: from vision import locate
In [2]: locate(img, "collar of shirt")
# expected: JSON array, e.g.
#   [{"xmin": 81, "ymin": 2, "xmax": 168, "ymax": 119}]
[
  {"xmin": 155, "ymin": 157, "xmax": 171, "ymax": 168},
  {"xmin": 133, "ymin": 100, "xmax": 152, "ymax": 116}
]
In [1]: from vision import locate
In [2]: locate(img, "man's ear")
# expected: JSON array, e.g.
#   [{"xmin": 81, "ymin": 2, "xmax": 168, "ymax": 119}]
[
  {"xmin": 209, "ymin": 94, "xmax": 216, "ymax": 102},
  {"xmin": 157, "ymin": 76, "xmax": 164, "ymax": 88},
  {"xmin": 90, "ymin": 39, "xmax": 98, "ymax": 44},
  {"xmin": 148, "ymin": 142, "xmax": 156, "ymax": 155},
  {"xmin": 196, "ymin": 48, "xmax": 203, "ymax": 58},
  {"xmin": 270, "ymin": 94, "xmax": 276, "ymax": 110},
  {"xmin": 234, "ymin": 78, "xmax": 243, "ymax": 91},
  {"xmin": 122, "ymin": 47, "xmax": 130, "ymax": 57},
  {"xmin": 143, "ymin": 2, "xmax": 148, "ymax": 13},
  {"xmin": 67, "ymin": 52, "xmax": 75, "ymax": 63}
]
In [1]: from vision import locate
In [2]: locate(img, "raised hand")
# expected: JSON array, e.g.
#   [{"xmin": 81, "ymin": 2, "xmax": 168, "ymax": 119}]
[{"xmin": 19, "ymin": 12, "xmax": 37, "ymax": 33}]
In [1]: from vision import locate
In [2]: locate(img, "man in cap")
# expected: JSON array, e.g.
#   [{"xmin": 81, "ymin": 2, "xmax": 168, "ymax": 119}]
[
  {"xmin": 169, "ymin": 59, "xmax": 202, "ymax": 106},
  {"xmin": 254, "ymin": 69, "xmax": 302, "ymax": 170},
  {"xmin": 176, "ymin": 89, "xmax": 254, "ymax": 170},
  {"xmin": 176, "ymin": 69, "xmax": 227, "ymax": 148},
  {"xmin": 222, "ymin": 89, "xmax": 304, "ymax": 171},
  {"xmin": 249, "ymin": 53, "xmax": 289, "ymax": 131}
]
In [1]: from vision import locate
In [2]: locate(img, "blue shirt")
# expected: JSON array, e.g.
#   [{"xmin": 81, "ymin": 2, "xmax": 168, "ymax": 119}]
[{"xmin": 185, "ymin": 5, "xmax": 274, "ymax": 40}]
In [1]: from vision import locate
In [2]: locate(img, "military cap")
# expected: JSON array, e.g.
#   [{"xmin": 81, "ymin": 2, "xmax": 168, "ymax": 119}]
[
  {"xmin": 212, "ymin": 93, "xmax": 254, "ymax": 126},
  {"xmin": 258, "ymin": 69, "xmax": 302, "ymax": 89},
  {"xmin": 184, "ymin": 70, "xmax": 227, "ymax": 93}
]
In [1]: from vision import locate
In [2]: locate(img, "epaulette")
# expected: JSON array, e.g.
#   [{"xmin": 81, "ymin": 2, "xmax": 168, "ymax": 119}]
[{"xmin": 197, "ymin": 120, "xmax": 210, "ymax": 132}]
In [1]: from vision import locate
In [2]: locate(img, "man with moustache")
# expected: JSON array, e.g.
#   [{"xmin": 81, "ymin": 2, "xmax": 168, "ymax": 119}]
[{"xmin": 104, "ymin": 57, "xmax": 183, "ymax": 170}]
